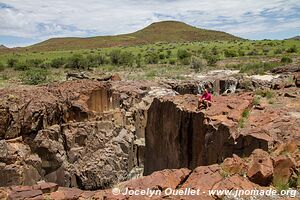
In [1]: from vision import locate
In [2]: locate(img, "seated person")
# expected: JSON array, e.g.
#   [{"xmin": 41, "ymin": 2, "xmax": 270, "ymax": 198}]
[{"xmin": 198, "ymin": 88, "xmax": 212, "ymax": 110}]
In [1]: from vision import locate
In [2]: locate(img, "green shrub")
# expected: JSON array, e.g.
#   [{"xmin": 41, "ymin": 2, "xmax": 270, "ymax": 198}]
[
  {"xmin": 0, "ymin": 62, "xmax": 4, "ymax": 71},
  {"xmin": 190, "ymin": 56, "xmax": 205, "ymax": 71},
  {"xmin": 169, "ymin": 58, "xmax": 176, "ymax": 65},
  {"xmin": 7, "ymin": 58, "xmax": 18, "ymax": 68},
  {"xmin": 51, "ymin": 57, "xmax": 66, "ymax": 68},
  {"xmin": 224, "ymin": 49, "xmax": 238, "ymax": 57},
  {"xmin": 86, "ymin": 54, "xmax": 107, "ymax": 67},
  {"xmin": 253, "ymin": 96, "xmax": 261, "ymax": 106},
  {"xmin": 238, "ymin": 49, "xmax": 245, "ymax": 56},
  {"xmin": 14, "ymin": 61, "xmax": 29, "ymax": 71},
  {"xmin": 242, "ymin": 108, "xmax": 250, "ymax": 118},
  {"xmin": 39, "ymin": 61, "xmax": 51, "ymax": 69},
  {"xmin": 274, "ymin": 48, "xmax": 283, "ymax": 54},
  {"xmin": 21, "ymin": 68, "xmax": 49, "ymax": 85},
  {"xmin": 205, "ymin": 54, "xmax": 219, "ymax": 66},
  {"xmin": 286, "ymin": 45, "xmax": 297, "ymax": 53},
  {"xmin": 66, "ymin": 54, "xmax": 87, "ymax": 69},
  {"xmin": 281, "ymin": 56, "xmax": 293, "ymax": 63},
  {"xmin": 239, "ymin": 108, "xmax": 250, "ymax": 128},
  {"xmin": 26, "ymin": 59, "xmax": 43, "ymax": 68},
  {"xmin": 136, "ymin": 53, "xmax": 143, "ymax": 68},
  {"xmin": 120, "ymin": 51, "xmax": 135, "ymax": 67},
  {"xmin": 109, "ymin": 49, "xmax": 122, "ymax": 65},
  {"xmin": 177, "ymin": 49, "xmax": 191, "ymax": 60},
  {"xmin": 239, "ymin": 62, "xmax": 280, "ymax": 75},
  {"xmin": 159, "ymin": 53, "xmax": 165, "ymax": 60},
  {"xmin": 166, "ymin": 50, "xmax": 172, "ymax": 58},
  {"xmin": 255, "ymin": 89, "xmax": 274, "ymax": 99},
  {"xmin": 145, "ymin": 52, "xmax": 159, "ymax": 64}
]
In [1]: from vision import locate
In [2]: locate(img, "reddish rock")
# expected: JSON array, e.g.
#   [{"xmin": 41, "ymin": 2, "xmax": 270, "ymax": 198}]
[
  {"xmin": 119, "ymin": 168, "xmax": 191, "ymax": 190},
  {"xmin": 10, "ymin": 185, "xmax": 32, "ymax": 192},
  {"xmin": 50, "ymin": 187, "xmax": 83, "ymax": 200},
  {"xmin": 181, "ymin": 165, "xmax": 222, "ymax": 191},
  {"xmin": 8, "ymin": 189, "xmax": 43, "ymax": 200},
  {"xmin": 111, "ymin": 74, "xmax": 122, "ymax": 81},
  {"xmin": 273, "ymin": 155, "xmax": 296, "ymax": 185},
  {"xmin": 222, "ymin": 154, "xmax": 247, "ymax": 175},
  {"xmin": 33, "ymin": 182, "xmax": 58, "ymax": 193},
  {"xmin": 247, "ymin": 149, "xmax": 274, "ymax": 186}
]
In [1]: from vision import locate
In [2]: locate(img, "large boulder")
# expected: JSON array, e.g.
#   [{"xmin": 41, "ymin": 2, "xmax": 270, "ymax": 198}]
[{"xmin": 247, "ymin": 149, "xmax": 274, "ymax": 186}]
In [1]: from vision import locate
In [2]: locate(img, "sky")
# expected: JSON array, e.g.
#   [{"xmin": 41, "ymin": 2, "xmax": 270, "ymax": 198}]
[{"xmin": 0, "ymin": 0, "xmax": 300, "ymax": 47}]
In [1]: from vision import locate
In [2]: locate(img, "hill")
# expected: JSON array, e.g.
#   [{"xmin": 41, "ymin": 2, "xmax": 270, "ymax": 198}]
[
  {"xmin": 27, "ymin": 21, "xmax": 240, "ymax": 52},
  {"xmin": 0, "ymin": 44, "xmax": 8, "ymax": 49},
  {"xmin": 289, "ymin": 36, "xmax": 300, "ymax": 40}
]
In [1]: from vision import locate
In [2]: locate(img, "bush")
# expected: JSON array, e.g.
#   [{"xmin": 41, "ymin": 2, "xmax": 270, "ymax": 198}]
[
  {"xmin": 145, "ymin": 52, "xmax": 159, "ymax": 64},
  {"xmin": 286, "ymin": 45, "xmax": 297, "ymax": 53},
  {"xmin": 21, "ymin": 68, "xmax": 49, "ymax": 85},
  {"xmin": 169, "ymin": 58, "xmax": 176, "ymax": 65},
  {"xmin": 51, "ymin": 57, "xmax": 66, "ymax": 68},
  {"xmin": 274, "ymin": 48, "xmax": 283, "ymax": 54},
  {"xmin": 239, "ymin": 62, "xmax": 280, "ymax": 75},
  {"xmin": 255, "ymin": 89, "xmax": 274, "ymax": 99},
  {"xmin": 238, "ymin": 49, "xmax": 245, "ymax": 56},
  {"xmin": 136, "ymin": 53, "xmax": 143, "ymax": 68},
  {"xmin": 177, "ymin": 49, "xmax": 191, "ymax": 60},
  {"xmin": 66, "ymin": 54, "xmax": 87, "ymax": 69},
  {"xmin": 159, "ymin": 53, "xmax": 165, "ymax": 60},
  {"xmin": 26, "ymin": 59, "xmax": 43, "ymax": 68},
  {"xmin": 109, "ymin": 49, "xmax": 122, "ymax": 65},
  {"xmin": 204, "ymin": 54, "xmax": 219, "ymax": 66},
  {"xmin": 0, "ymin": 62, "xmax": 4, "ymax": 71},
  {"xmin": 224, "ymin": 49, "xmax": 238, "ymax": 57},
  {"xmin": 7, "ymin": 58, "xmax": 18, "ymax": 68},
  {"xmin": 281, "ymin": 56, "xmax": 293, "ymax": 63},
  {"xmin": 190, "ymin": 56, "xmax": 205, "ymax": 72},
  {"xmin": 120, "ymin": 51, "xmax": 135, "ymax": 67},
  {"xmin": 14, "ymin": 61, "xmax": 29, "ymax": 71},
  {"xmin": 86, "ymin": 54, "xmax": 107, "ymax": 67}
]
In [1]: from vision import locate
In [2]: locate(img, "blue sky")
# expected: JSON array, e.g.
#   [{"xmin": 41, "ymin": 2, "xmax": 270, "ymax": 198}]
[{"xmin": 0, "ymin": 0, "xmax": 300, "ymax": 47}]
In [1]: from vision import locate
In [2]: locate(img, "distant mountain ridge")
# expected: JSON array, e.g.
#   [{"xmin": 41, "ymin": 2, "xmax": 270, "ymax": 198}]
[
  {"xmin": 25, "ymin": 21, "xmax": 241, "ymax": 52},
  {"xmin": 290, "ymin": 36, "xmax": 300, "ymax": 40}
]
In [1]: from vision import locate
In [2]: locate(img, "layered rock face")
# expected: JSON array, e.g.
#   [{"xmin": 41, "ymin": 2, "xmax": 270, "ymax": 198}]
[
  {"xmin": 0, "ymin": 80, "xmax": 141, "ymax": 189},
  {"xmin": 145, "ymin": 84, "xmax": 300, "ymax": 175},
  {"xmin": 144, "ymin": 93, "xmax": 269, "ymax": 175}
]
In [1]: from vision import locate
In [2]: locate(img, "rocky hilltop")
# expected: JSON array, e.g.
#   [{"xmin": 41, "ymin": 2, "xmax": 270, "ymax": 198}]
[{"xmin": 0, "ymin": 67, "xmax": 299, "ymax": 199}]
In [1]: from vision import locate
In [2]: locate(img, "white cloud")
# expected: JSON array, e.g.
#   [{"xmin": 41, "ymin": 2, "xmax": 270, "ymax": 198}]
[{"xmin": 0, "ymin": 0, "xmax": 300, "ymax": 46}]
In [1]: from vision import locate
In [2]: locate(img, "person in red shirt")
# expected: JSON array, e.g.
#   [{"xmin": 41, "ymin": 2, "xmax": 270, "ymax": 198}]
[{"xmin": 198, "ymin": 88, "xmax": 212, "ymax": 110}]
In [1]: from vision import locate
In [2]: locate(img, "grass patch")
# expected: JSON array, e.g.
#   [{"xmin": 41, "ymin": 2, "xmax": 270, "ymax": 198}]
[
  {"xmin": 229, "ymin": 62, "xmax": 281, "ymax": 75},
  {"xmin": 239, "ymin": 108, "xmax": 250, "ymax": 128},
  {"xmin": 253, "ymin": 96, "xmax": 261, "ymax": 106},
  {"xmin": 273, "ymin": 177, "xmax": 290, "ymax": 192},
  {"xmin": 255, "ymin": 89, "xmax": 275, "ymax": 99}
]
